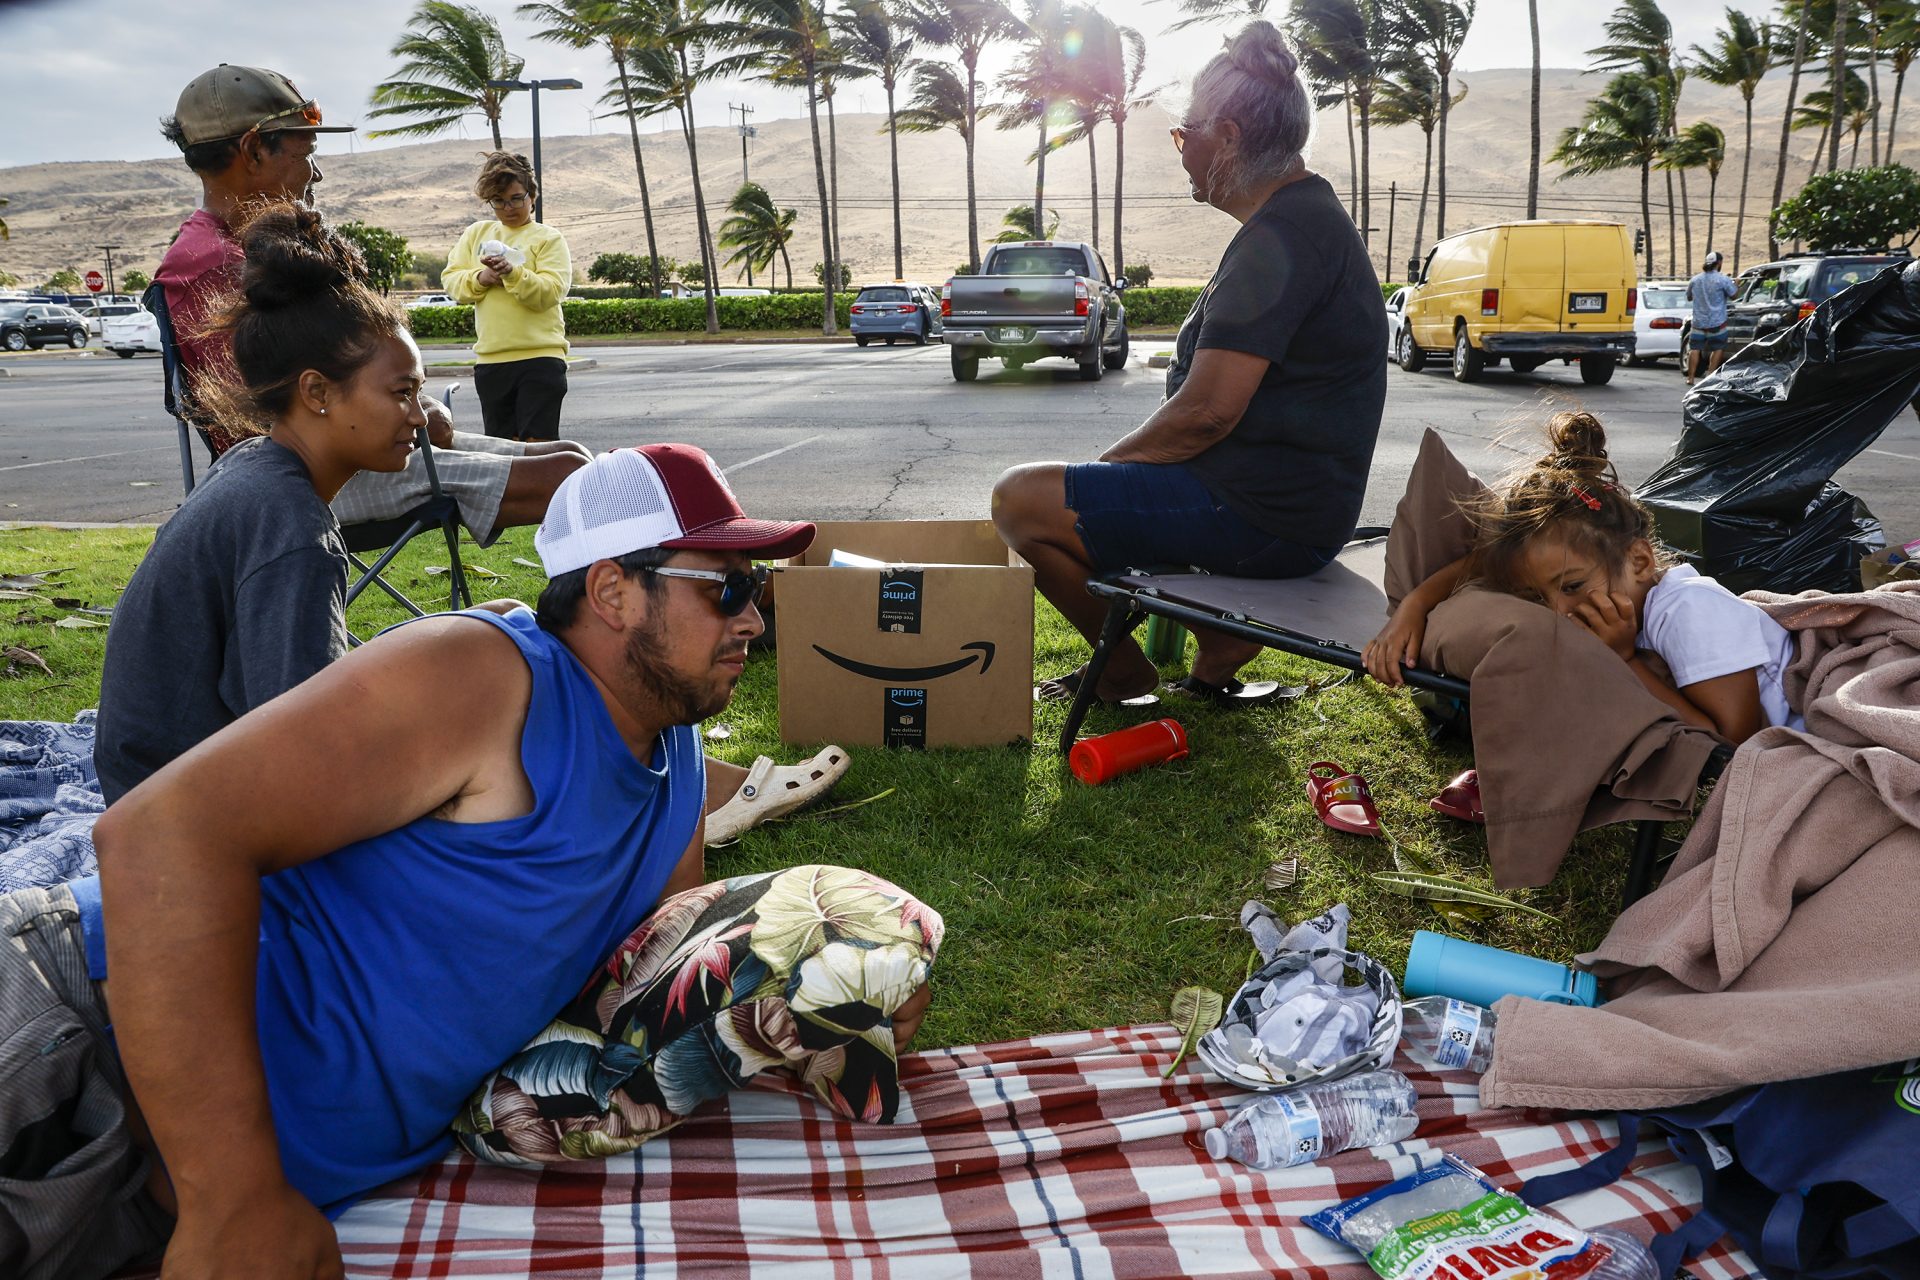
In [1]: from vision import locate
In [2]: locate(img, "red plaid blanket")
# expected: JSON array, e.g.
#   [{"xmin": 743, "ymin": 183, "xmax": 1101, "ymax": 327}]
[{"xmin": 327, "ymin": 1025, "xmax": 1758, "ymax": 1278}]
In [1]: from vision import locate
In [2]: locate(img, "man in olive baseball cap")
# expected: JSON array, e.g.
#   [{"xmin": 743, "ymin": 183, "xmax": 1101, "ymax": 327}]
[{"xmin": 169, "ymin": 65, "xmax": 357, "ymax": 148}]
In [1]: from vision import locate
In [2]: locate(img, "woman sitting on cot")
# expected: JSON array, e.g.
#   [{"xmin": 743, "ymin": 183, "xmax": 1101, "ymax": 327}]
[{"xmin": 1363, "ymin": 410, "xmax": 1802, "ymax": 744}]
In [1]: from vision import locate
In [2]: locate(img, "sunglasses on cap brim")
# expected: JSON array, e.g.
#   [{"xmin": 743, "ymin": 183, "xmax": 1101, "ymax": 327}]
[{"xmin": 646, "ymin": 564, "xmax": 771, "ymax": 617}]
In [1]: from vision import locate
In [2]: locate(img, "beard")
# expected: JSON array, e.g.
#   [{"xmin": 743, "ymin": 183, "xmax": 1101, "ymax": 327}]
[{"xmin": 623, "ymin": 612, "xmax": 737, "ymax": 725}]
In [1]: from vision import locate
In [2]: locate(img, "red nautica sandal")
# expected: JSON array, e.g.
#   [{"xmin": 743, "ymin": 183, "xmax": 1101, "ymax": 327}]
[{"xmin": 1306, "ymin": 761, "xmax": 1383, "ymax": 837}]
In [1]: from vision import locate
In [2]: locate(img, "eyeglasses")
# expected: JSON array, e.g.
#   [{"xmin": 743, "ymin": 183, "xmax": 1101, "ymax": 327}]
[
  {"xmin": 1169, "ymin": 120, "xmax": 1208, "ymax": 153},
  {"xmin": 647, "ymin": 564, "xmax": 770, "ymax": 617},
  {"xmin": 487, "ymin": 192, "xmax": 532, "ymax": 208},
  {"xmin": 250, "ymin": 99, "xmax": 325, "ymax": 135}
]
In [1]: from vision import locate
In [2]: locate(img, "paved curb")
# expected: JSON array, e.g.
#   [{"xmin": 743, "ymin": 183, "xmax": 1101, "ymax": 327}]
[{"xmin": 2, "ymin": 520, "xmax": 164, "ymax": 530}]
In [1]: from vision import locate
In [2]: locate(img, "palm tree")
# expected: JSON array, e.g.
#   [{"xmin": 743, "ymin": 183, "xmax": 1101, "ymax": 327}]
[
  {"xmin": 993, "ymin": 203, "xmax": 1060, "ymax": 241},
  {"xmin": 834, "ymin": 0, "xmax": 916, "ymax": 279},
  {"xmin": 1553, "ymin": 72, "xmax": 1666, "ymax": 276},
  {"xmin": 1771, "ymin": 1, "xmax": 1814, "ymax": 256},
  {"xmin": 614, "ymin": 4, "xmax": 723, "ymax": 334},
  {"xmin": 1886, "ymin": 2, "xmax": 1920, "ymax": 155},
  {"xmin": 718, "ymin": 181, "xmax": 798, "ymax": 287},
  {"xmin": 1661, "ymin": 121, "xmax": 1726, "ymax": 256},
  {"xmin": 1291, "ymin": 0, "xmax": 1387, "ymax": 246},
  {"xmin": 1373, "ymin": 54, "xmax": 1463, "ymax": 265},
  {"xmin": 1832, "ymin": 0, "xmax": 1852, "ymax": 170},
  {"xmin": 1394, "ymin": 0, "xmax": 1475, "ymax": 240},
  {"xmin": 1159, "ymin": 0, "xmax": 1272, "ymax": 31},
  {"xmin": 368, "ymin": 1, "xmax": 524, "ymax": 147},
  {"xmin": 1799, "ymin": 68, "xmax": 1874, "ymax": 166},
  {"xmin": 1862, "ymin": 0, "xmax": 1889, "ymax": 162},
  {"xmin": 898, "ymin": 0, "xmax": 1026, "ymax": 271},
  {"xmin": 1527, "ymin": 0, "xmax": 1541, "ymax": 218},
  {"xmin": 1691, "ymin": 8, "xmax": 1771, "ymax": 271},
  {"xmin": 715, "ymin": 0, "xmax": 841, "ymax": 333},
  {"xmin": 1589, "ymin": 0, "xmax": 1685, "ymax": 275},
  {"xmin": 1035, "ymin": 11, "xmax": 1151, "ymax": 266},
  {"xmin": 989, "ymin": 1, "xmax": 1083, "ymax": 248},
  {"xmin": 519, "ymin": 0, "xmax": 667, "ymax": 300}
]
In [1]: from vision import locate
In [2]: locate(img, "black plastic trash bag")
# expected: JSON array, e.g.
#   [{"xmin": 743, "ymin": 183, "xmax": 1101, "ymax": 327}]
[{"xmin": 1639, "ymin": 259, "xmax": 1920, "ymax": 592}]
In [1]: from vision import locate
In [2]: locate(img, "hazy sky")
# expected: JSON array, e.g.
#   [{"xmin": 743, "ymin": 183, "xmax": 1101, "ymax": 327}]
[{"xmin": 0, "ymin": 0, "xmax": 1725, "ymax": 168}]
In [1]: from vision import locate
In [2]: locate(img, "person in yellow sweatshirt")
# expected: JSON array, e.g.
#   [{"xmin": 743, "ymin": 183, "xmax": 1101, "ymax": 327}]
[{"xmin": 445, "ymin": 152, "xmax": 572, "ymax": 441}]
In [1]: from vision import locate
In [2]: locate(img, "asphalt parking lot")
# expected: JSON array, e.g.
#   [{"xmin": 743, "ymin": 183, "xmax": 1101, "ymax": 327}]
[{"xmin": 3, "ymin": 340, "xmax": 1918, "ymax": 540}]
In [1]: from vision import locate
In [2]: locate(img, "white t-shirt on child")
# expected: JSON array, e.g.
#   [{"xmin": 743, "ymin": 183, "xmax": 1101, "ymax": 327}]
[{"xmin": 1636, "ymin": 563, "xmax": 1803, "ymax": 730}]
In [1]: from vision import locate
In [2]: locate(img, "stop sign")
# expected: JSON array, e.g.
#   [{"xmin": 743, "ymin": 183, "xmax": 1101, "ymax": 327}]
[{"xmin": 84, "ymin": 270, "xmax": 106, "ymax": 293}]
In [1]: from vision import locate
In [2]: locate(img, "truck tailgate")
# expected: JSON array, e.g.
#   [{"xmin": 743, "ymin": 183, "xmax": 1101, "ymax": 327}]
[{"xmin": 947, "ymin": 277, "xmax": 1080, "ymax": 322}]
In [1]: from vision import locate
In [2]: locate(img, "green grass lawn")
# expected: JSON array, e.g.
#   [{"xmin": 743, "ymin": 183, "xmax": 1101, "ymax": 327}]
[{"xmin": 1, "ymin": 524, "xmax": 1645, "ymax": 1051}]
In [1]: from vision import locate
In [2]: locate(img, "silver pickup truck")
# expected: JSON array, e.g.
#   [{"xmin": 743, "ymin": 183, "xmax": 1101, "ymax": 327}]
[{"xmin": 940, "ymin": 241, "xmax": 1131, "ymax": 382}]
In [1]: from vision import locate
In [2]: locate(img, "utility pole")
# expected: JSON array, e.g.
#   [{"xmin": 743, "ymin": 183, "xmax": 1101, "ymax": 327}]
[
  {"xmin": 96, "ymin": 244, "xmax": 125, "ymax": 298},
  {"xmin": 1384, "ymin": 185, "xmax": 1397, "ymax": 284},
  {"xmin": 729, "ymin": 103, "xmax": 756, "ymax": 184}
]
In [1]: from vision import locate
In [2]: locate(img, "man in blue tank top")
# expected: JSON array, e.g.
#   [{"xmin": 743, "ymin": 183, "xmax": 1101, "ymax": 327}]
[{"xmin": 2, "ymin": 445, "xmax": 936, "ymax": 1278}]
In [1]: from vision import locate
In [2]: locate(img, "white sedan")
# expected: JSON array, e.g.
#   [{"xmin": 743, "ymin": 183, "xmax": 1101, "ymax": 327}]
[
  {"xmin": 1629, "ymin": 280, "xmax": 1690, "ymax": 365},
  {"xmin": 102, "ymin": 309, "xmax": 162, "ymax": 358},
  {"xmin": 1384, "ymin": 286, "xmax": 1409, "ymax": 361}
]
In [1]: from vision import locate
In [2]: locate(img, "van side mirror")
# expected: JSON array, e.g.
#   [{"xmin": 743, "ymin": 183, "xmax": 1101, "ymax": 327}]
[{"xmin": 1407, "ymin": 257, "xmax": 1423, "ymax": 284}]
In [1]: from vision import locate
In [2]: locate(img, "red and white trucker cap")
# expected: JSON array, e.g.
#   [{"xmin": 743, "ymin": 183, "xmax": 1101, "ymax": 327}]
[{"xmin": 535, "ymin": 444, "xmax": 815, "ymax": 577}]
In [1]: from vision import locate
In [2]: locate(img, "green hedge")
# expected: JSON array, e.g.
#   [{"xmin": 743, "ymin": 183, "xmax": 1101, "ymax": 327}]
[
  {"xmin": 407, "ymin": 292, "xmax": 858, "ymax": 339},
  {"xmin": 1120, "ymin": 286, "xmax": 1202, "ymax": 327}
]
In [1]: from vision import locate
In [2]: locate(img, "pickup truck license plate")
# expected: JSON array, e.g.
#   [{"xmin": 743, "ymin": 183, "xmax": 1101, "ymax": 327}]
[
  {"xmin": 1569, "ymin": 292, "xmax": 1607, "ymax": 313},
  {"xmin": 990, "ymin": 326, "xmax": 1033, "ymax": 343}
]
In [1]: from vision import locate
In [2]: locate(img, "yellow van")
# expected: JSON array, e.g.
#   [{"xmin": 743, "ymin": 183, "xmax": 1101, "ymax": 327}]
[{"xmin": 1397, "ymin": 220, "xmax": 1638, "ymax": 385}]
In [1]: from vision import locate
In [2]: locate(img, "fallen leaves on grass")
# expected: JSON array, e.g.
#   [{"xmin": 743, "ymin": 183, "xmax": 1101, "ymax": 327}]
[
  {"xmin": 1165, "ymin": 986, "xmax": 1224, "ymax": 1078},
  {"xmin": 3, "ymin": 645, "xmax": 51, "ymax": 677},
  {"xmin": 51, "ymin": 616, "xmax": 108, "ymax": 630},
  {"xmin": 1369, "ymin": 870, "xmax": 1556, "ymax": 921},
  {"xmin": 1263, "ymin": 858, "xmax": 1300, "ymax": 891}
]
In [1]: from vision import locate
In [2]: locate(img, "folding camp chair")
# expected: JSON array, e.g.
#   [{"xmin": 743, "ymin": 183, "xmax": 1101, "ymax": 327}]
[
  {"xmin": 147, "ymin": 282, "xmax": 472, "ymax": 637},
  {"xmin": 1059, "ymin": 532, "xmax": 1728, "ymax": 907}
]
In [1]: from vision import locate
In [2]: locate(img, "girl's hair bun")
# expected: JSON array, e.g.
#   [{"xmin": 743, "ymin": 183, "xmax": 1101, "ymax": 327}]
[
  {"xmin": 1227, "ymin": 20, "xmax": 1299, "ymax": 83},
  {"xmin": 1541, "ymin": 409, "xmax": 1611, "ymax": 479},
  {"xmin": 233, "ymin": 201, "xmax": 368, "ymax": 312}
]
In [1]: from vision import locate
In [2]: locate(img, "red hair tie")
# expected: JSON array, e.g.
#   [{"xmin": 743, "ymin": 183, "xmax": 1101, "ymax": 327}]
[{"xmin": 1568, "ymin": 484, "xmax": 1603, "ymax": 511}]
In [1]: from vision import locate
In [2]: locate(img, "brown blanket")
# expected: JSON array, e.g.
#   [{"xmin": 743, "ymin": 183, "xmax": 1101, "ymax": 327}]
[
  {"xmin": 1480, "ymin": 583, "xmax": 1920, "ymax": 1108},
  {"xmin": 1386, "ymin": 429, "xmax": 1721, "ymax": 887}
]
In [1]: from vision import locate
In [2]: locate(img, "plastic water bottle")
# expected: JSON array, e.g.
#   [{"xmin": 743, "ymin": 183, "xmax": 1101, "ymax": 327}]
[
  {"xmin": 1585, "ymin": 1227, "xmax": 1663, "ymax": 1280},
  {"xmin": 1401, "ymin": 996, "xmax": 1498, "ymax": 1073},
  {"xmin": 1204, "ymin": 1069, "xmax": 1419, "ymax": 1170}
]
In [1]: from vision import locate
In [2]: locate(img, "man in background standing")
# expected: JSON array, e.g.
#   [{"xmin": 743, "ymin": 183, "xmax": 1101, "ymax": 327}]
[{"xmin": 1685, "ymin": 251, "xmax": 1741, "ymax": 386}]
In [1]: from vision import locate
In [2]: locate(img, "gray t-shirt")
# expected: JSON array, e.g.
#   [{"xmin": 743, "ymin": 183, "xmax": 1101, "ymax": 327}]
[
  {"xmin": 1169, "ymin": 174, "xmax": 1388, "ymax": 546},
  {"xmin": 1688, "ymin": 270, "xmax": 1740, "ymax": 329},
  {"xmin": 95, "ymin": 438, "xmax": 348, "ymax": 803}
]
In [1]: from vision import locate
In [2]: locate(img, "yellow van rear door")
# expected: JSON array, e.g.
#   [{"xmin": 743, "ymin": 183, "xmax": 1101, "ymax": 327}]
[
  {"xmin": 1563, "ymin": 224, "xmax": 1632, "ymax": 329},
  {"xmin": 1501, "ymin": 225, "xmax": 1565, "ymax": 333}
]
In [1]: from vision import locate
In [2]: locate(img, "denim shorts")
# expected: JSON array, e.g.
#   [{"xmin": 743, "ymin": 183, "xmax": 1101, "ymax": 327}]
[
  {"xmin": 1688, "ymin": 326, "xmax": 1728, "ymax": 350},
  {"xmin": 1063, "ymin": 461, "xmax": 1340, "ymax": 578}
]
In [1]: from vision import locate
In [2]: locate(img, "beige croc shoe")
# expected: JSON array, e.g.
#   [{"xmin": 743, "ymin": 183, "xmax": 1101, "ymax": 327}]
[{"xmin": 704, "ymin": 745, "xmax": 850, "ymax": 846}]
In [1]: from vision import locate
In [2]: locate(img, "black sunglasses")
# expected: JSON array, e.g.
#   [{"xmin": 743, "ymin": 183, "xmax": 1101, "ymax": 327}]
[{"xmin": 646, "ymin": 564, "xmax": 770, "ymax": 617}]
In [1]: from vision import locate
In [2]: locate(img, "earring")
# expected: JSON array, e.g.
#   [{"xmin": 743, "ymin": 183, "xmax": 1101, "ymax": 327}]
[{"xmin": 319, "ymin": 408, "xmax": 328, "ymax": 415}]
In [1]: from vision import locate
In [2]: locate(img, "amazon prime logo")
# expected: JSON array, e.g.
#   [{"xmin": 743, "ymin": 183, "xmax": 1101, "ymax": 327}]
[
  {"xmin": 885, "ymin": 687, "xmax": 927, "ymax": 749},
  {"xmin": 877, "ymin": 569, "xmax": 924, "ymax": 633}
]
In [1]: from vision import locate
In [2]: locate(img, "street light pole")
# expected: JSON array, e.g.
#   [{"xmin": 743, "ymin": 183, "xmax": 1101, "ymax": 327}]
[
  {"xmin": 96, "ymin": 244, "xmax": 125, "ymax": 298},
  {"xmin": 487, "ymin": 77, "xmax": 584, "ymax": 224}
]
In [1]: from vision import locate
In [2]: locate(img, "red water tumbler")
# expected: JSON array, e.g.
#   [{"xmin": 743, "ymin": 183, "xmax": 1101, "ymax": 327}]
[{"xmin": 1069, "ymin": 719, "xmax": 1189, "ymax": 785}]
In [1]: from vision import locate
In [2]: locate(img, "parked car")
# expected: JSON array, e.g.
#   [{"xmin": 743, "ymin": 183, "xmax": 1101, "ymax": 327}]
[
  {"xmin": 102, "ymin": 308, "xmax": 163, "ymax": 358},
  {"xmin": 1398, "ymin": 220, "xmax": 1637, "ymax": 385},
  {"xmin": 1628, "ymin": 279, "xmax": 1689, "ymax": 365},
  {"xmin": 849, "ymin": 282, "xmax": 942, "ymax": 346},
  {"xmin": 78, "ymin": 300, "xmax": 143, "ymax": 336},
  {"xmin": 941, "ymin": 241, "xmax": 1129, "ymax": 382},
  {"xmin": 1720, "ymin": 250, "xmax": 1913, "ymax": 349},
  {"xmin": 406, "ymin": 292, "xmax": 456, "ymax": 309},
  {"xmin": 1383, "ymin": 286, "xmax": 1409, "ymax": 361},
  {"xmin": 0, "ymin": 302, "xmax": 90, "ymax": 350}
]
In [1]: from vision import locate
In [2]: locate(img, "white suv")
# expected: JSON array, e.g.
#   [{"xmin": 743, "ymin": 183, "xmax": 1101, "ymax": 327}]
[
  {"xmin": 1630, "ymin": 280, "xmax": 1690, "ymax": 365},
  {"xmin": 103, "ymin": 308, "xmax": 163, "ymax": 358}
]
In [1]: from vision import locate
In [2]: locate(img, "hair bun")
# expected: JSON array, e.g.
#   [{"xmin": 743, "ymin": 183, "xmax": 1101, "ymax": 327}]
[
  {"xmin": 1543, "ymin": 409, "xmax": 1612, "ymax": 477},
  {"xmin": 233, "ymin": 202, "xmax": 367, "ymax": 311},
  {"xmin": 1227, "ymin": 20, "xmax": 1299, "ymax": 83}
]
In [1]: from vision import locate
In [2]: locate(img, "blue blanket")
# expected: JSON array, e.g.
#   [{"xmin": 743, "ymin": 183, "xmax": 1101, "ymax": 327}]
[{"xmin": 0, "ymin": 713, "xmax": 103, "ymax": 894}]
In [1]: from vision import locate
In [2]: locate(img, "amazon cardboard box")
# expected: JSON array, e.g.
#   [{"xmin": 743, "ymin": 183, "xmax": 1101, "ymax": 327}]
[{"xmin": 775, "ymin": 520, "xmax": 1034, "ymax": 748}]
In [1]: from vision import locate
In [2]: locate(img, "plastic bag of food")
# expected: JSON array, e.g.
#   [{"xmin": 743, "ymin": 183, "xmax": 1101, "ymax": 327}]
[{"xmin": 1304, "ymin": 1153, "xmax": 1654, "ymax": 1280}]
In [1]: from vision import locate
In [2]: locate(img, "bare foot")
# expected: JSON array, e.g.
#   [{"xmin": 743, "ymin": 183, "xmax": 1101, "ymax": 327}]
[{"xmin": 893, "ymin": 983, "xmax": 932, "ymax": 1051}]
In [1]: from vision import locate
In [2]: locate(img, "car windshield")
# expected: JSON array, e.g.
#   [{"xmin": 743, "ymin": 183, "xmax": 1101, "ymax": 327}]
[
  {"xmin": 1641, "ymin": 288, "xmax": 1686, "ymax": 309},
  {"xmin": 858, "ymin": 287, "xmax": 910, "ymax": 302},
  {"xmin": 1816, "ymin": 259, "xmax": 1896, "ymax": 299},
  {"xmin": 987, "ymin": 248, "xmax": 1085, "ymax": 276},
  {"xmin": 0, "ymin": 305, "xmax": 24, "ymax": 320}
]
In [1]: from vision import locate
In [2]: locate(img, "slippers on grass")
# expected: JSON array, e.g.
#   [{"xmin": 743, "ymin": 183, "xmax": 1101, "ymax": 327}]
[
  {"xmin": 704, "ymin": 746, "xmax": 850, "ymax": 846},
  {"xmin": 1429, "ymin": 768, "xmax": 1485, "ymax": 824},
  {"xmin": 1165, "ymin": 674, "xmax": 1303, "ymax": 708},
  {"xmin": 1306, "ymin": 761, "xmax": 1383, "ymax": 838},
  {"xmin": 1033, "ymin": 666, "xmax": 1160, "ymax": 708}
]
